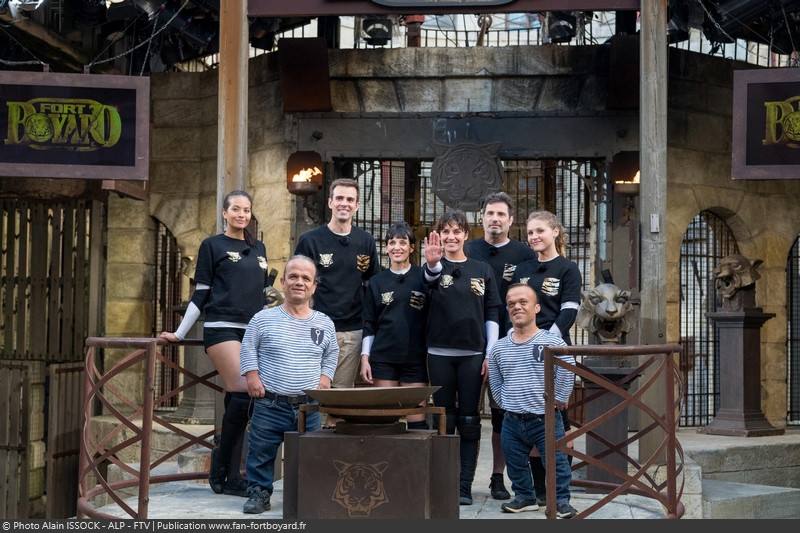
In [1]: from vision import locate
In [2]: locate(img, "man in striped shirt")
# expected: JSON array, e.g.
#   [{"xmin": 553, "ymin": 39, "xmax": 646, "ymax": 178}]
[
  {"xmin": 240, "ymin": 255, "xmax": 339, "ymax": 514},
  {"xmin": 487, "ymin": 283, "xmax": 578, "ymax": 518}
]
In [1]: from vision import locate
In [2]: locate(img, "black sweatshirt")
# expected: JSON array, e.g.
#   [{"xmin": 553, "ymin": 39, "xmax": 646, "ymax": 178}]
[
  {"xmin": 423, "ymin": 258, "xmax": 502, "ymax": 353},
  {"xmin": 362, "ymin": 265, "xmax": 429, "ymax": 365},
  {"xmin": 193, "ymin": 234, "xmax": 268, "ymax": 324},
  {"xmin": 294, "ymin": 224, "xmax": 380, "ymax": 331}
]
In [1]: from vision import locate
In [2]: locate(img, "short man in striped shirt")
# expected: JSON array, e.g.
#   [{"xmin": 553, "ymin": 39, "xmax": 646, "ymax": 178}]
[
  {"xmin": 487, "ymin": 283, "xmax": 578, "ymax": 518},
  {"xmin": 240, "ymin": 255, "xmax": 339, "ymax": 514}
]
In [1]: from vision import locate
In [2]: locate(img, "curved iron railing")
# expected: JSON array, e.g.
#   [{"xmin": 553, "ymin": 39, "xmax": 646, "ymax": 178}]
[
  {"xmin": 544, "ymin": 344, "xmax": 685, "ymax": 519},
  {"xmin": 77, "ymin": 337, "xmax": 684, "ymax": 519},
  {"xmin": 78, "ymin": 337, "xmax": 214, "ymax": 519}
]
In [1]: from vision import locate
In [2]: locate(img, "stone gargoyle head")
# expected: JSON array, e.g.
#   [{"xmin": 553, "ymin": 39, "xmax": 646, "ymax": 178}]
[
  {"xmin": 713, "ymin": 254, "xmax": 762, "ymax": 301},
  {"xmin": 576, "ymin": 283, "xmax": 637, "ymax": 344}
]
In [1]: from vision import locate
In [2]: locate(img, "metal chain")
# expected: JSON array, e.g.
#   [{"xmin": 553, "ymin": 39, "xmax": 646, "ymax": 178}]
[{"xmin": 87, "ymin": 0, "xmax": 190, "ymax": 69}]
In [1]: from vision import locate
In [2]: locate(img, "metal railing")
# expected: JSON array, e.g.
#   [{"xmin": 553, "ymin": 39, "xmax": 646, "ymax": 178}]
[
  {"xmin": 77, "ymin": 337, "xmax": 684, "ymax": 519},
  {"xmin": 78, "ymin": 337, "xmax": 214, "ymax": 520},
  {"xmin": 545, "ymin": 344, "xmax": 685, "ymax": 519}
]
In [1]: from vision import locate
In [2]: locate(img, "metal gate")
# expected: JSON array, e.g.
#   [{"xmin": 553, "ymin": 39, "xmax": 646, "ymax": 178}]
[
  {"xmin": 0, "ymin": 200, "xmax": 94, "ymax": 362},
  {"xmin": 45, "ymin": 362, "xmax": 83, "ymax": 518},
  {"xmin": 679, "ymin": 211, "xmax": 739, "ymax": 427},
  {"xmin": 0, "ymin": 360, "xmax": 30, "ymax": 519},
  {"xmin": 788, "ymin": 235, "xmax": 800, "ymax": 425},
  {"xmin": 153, "ymin": 222, "xmax": 182, "ymax": 410}
]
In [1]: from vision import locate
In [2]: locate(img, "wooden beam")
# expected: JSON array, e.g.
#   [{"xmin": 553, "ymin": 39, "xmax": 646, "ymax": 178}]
[
  {"xmin": 248, "ymin": 0, "xmax": 640, "ymax": 17},
  {"xmin": 638, "ymin": 0, "xmax": 668, "ymax": 465},
  {"xmin": 217, "ymin": 0, "xmax": 250, "ymax": 234}
]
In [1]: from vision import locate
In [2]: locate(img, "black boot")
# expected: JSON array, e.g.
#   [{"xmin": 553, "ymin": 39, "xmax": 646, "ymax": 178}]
[
  {"xmin": 212, "ymin": 392, "xmax": 250, "ymax": 495},
  {"xmin": 458, "ymin": 415, "xmax": 481, "ymax": 506},
  {"xmin": 489, "ymin": 473, "xmax": 510, "ymax": 500},
  {"xmin": 223, "ymin": 427, "xmax": 249, "ymax": 497},
  {"xmin": 530, "ymin": 456, "xmax": 546, "ymax": 506}
]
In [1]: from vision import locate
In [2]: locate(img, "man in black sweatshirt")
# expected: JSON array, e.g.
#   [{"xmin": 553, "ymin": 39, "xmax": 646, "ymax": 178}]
[
  {"xmin": 465, "ymin": 191, "xmax": 536, "ymax": 501},
  {"xmin": 294, "ymin": 178, "xmax": 380, "ymax": 424}
]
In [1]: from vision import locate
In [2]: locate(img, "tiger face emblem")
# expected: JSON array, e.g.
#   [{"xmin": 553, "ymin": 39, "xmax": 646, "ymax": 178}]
[
  {"xmin": 440, "ymin": 275, "xmax": 454, "ymax": 289},
  {"xmin": 357, "ymin": 255, "xmax": 371, "ymax": 273},
  {"xmin": 319, "ymin": 253, "xmax": 333, "ymax": 267},
  {"xmin": 257, "ymin": 256, "xmax": 268, "ymax": 271},
  {"xmin": 409, "ymin": 291, "xmax": 426, "ymax": 310},
  {"xmin": 226, "ymin": 252, "xmax": 241, "ymax": 262},
  {"xmin": 332, "ymin": 461, "xmax": 389, "ymax": 517},
  {"xmin": 471, "ymin": 278, "xmax": 485, "ymax": 296},
  {"xmin": 429, "ymin": 140, "xmax": 505, "ymax": 211},
  {"xmin": 541, "ymin": 277, "xmax": 560, "ymax": 297},
  {"xmin": 503, "ymin": 264, "xmax": 516, "ymax": 282},
  {"xmin": 381, "ymin": 291, "xmax": 394, "ymax": 305}
]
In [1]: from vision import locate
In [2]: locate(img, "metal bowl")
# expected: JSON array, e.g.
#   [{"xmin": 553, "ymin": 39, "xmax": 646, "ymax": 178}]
[{"xmin": 303, "ymin": 386, "xmax": 438, "ymax": 410}]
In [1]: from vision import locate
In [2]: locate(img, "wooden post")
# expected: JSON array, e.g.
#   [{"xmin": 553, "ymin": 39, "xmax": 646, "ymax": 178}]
[
  {"xmin": 217, "ymin": 0, "xmax": 249, "ymax": 234},
  {"xmin": 638, "ymin": 0, "xmax": 669, "ymax": 464}
]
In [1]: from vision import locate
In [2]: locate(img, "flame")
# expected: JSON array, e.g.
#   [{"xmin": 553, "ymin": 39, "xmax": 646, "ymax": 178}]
[
  {"xmin": 292, "ymin": 167, "xmax": 322, "ymax": 182},
  {"xmin": 615, "ymin": 170, "xmax": 640, "ymax": 184}
]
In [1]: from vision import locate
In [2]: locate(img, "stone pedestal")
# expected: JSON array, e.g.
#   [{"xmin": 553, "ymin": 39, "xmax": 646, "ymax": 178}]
[
  {"xmin": 283, "ymin": 430, "xmax": 459, "ymax": 519},
  {"xmin": 699, "ymin": 308, "xmax": 784, "ymax": 437},
  {"xmin": 584, "ymin": 357, "xmax": 637, "ymax": 492}
]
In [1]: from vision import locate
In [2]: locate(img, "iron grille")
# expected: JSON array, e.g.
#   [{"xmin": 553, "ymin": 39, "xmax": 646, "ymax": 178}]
[
  {"xmin": 788, "ymin": 236, "xmax": 800, "ymax": 425},
  {"xmin": 153, "ymin": 221, "xmax": 182, "ymax": 410},
  {"xmin": 679, "ymin": 211, "xmax": 739, "ymax": 427}
]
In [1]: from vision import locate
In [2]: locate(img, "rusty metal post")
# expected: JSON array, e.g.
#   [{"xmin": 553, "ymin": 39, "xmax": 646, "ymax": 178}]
[
  {"xmin": 137, "ymin": 341, "xmax": 157, "ymax": 519},
  {"xmin": 544, "ymin": 347, "xmax": 557, "ymax": 519},
  {"xmin": 664, "ymin": 348, "xmax": 678, "ymax": 518},
  {"xmin": 77, "ymin": 345, "xmax": 94, "ymax": 519}
]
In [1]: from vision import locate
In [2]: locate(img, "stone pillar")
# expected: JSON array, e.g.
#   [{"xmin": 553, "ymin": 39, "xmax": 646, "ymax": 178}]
[
  {"xmin": 104, "ymin": 196, "xmax": 156, "ymax": 411},
  {"xmin": 699, "ymin": 309, "xmax": 784, "ymax": 437}
]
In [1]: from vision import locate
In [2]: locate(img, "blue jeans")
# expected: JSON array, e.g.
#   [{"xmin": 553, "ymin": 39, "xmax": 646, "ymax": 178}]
[
  {"xmin": 501, "ymin": 411, "xmax": 572, "ymax": 503},
  {"xmin": 245, "ymin": 397, "xmax": 321, "ymax": 495}
]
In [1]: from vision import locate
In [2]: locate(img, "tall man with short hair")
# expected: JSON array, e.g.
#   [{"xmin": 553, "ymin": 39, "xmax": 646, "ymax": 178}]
[
  {"xmin": 240, "ymin": 255, "xmax": 338, "ymax": 514},
  {"xmin": 294, "ymin": 178, "xmax": 380, "ymax": 424},
  {"xmin": 464, "ymin": 191, "xmax": 536, "ymax": 500}
]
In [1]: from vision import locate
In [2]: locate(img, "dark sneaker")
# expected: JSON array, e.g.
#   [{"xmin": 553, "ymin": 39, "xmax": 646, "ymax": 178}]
[
  {"xmin": 243, "ymin": 489, "xmax": 271, "ymax": 514},
  {"xmin": 556, "ymin": 501, "xmax": 577, "ymax": 519},
  {"xmin": 459, "ymin": 484, "xmax": 473, "ymax": 505},
  {"xmin": 223, "ymin": 476, "xmax": 249, "ymax": 497},
  {"xmin": 535, "ymin": 492, "xmax": 547, "ymax": 507},
  {"xmin": 501, "ymin": 498, "xmax": 539, "ymax": 513},
  {"xmin": 208, "ymin": 448, "xmax": 226, "ymax": 494},
  {"xmin": 489, "ymin": 473, "xmax": 511, "ymax": 500}
]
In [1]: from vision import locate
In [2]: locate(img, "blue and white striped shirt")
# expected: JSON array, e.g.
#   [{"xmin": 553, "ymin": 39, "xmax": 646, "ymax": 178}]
[
  {"xmin": 488, "ymin": 330, "xmax": 575, "ymax": 415},
  {"xmin": 240, "ymin": 306, "xmax": 338, "ymax": 396}
]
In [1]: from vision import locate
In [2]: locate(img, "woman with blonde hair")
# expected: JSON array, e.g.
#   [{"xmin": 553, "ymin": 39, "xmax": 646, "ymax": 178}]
[{"xmin": 511, "ymin": 210, "xmax": 581, "ymax": 506}]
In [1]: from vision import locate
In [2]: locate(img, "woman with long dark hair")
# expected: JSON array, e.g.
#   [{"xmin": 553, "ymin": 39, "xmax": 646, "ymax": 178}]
[
  {"xmin": 360, "ymin": 221, "xmax": 430, "ymax": 430},
  {"xmin": 423, "ymin": 211, "xmax": 502, "ymax": 505},
  {"xmin": 161, "ymin": 190, "xmax": 269, "ymax": 497}
]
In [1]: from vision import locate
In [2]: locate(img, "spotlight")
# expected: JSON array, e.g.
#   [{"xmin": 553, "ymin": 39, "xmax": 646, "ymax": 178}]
[{"xmin": 362, "ymin": 17, "xmax": 392, "ymax": 46}]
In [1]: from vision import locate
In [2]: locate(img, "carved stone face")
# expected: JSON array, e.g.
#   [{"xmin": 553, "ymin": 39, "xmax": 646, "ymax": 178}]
[
  {"xmin": 576, "ymin": 283, "xmax": 636, "ymax": 344},
  {"xmin": 713, "ymin": 254, "xmax": 762, "ymax": 300}
]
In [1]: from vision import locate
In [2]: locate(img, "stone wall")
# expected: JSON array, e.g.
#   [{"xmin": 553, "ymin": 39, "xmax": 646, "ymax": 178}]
[{"xmin": 664, "ymin": 50, "xmax": 800, "ymax": 426}]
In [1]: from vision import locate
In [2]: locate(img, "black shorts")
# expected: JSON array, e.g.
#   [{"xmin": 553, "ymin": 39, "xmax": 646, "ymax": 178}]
[
  {"xmin": 203, "ymin": 326, "xmax": 245, "ymax": 351},
  {"xmin": 370, "ymin": 360, "xmax": 429, "ymax": 384}
]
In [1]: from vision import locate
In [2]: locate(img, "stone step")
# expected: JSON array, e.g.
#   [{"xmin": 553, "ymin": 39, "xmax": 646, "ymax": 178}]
[{"xmin": 702, "ymin": 479, "xmax": 800, "ymax": 519}]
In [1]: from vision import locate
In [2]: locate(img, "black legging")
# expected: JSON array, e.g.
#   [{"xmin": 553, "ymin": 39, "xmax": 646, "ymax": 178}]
[{"xmin": 427, "ymin": 353, "xmax": 484, "ymax": 417}]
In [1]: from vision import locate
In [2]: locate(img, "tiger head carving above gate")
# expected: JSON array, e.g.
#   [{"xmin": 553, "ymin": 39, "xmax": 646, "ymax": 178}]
[
  {"xmin": 429, "ymin": 140, "xmax": 505, "ymax": 212},
  {"xmin": 331, "ymin": 460, "xmax": 389, "ymax": 517}
]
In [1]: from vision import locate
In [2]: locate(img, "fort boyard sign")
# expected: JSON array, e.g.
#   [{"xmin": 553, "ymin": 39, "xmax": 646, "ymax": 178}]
[
  {"xmin": 732, "ymin": 68, "xmax": 800, "ymax": 180},
  {"xmin": 0, "ymin": 71, "xmax": 149, "ymax": 180}
]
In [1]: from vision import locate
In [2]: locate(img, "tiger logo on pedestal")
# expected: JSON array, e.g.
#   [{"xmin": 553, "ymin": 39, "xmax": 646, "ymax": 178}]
[{"xmin": 332, "ymin": 461, "xmax": 389, "ymax": 517}]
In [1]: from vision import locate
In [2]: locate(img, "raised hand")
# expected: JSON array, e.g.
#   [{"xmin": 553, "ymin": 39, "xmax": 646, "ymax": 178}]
[{"xmin": 424, "ymin": 230, "xmax": 443, "ymax": 267}]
